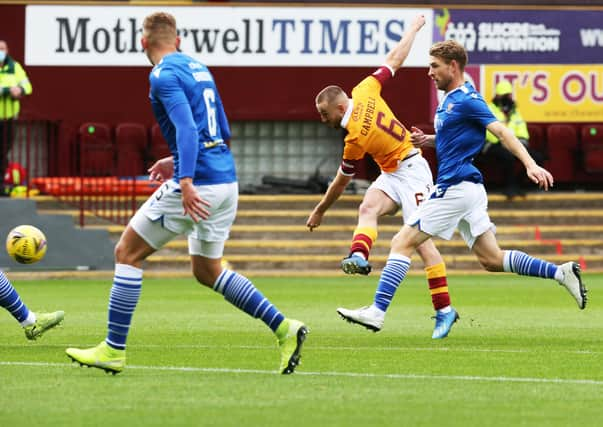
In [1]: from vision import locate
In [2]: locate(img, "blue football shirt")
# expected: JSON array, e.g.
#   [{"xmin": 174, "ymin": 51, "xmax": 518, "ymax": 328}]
[
  {"xmin": 149, "ymin": 52, "xmax": 236, "ymax": 185},
  {"xmin": 433, "ymin": 82, "xmax": 497, "ymax": 189}
]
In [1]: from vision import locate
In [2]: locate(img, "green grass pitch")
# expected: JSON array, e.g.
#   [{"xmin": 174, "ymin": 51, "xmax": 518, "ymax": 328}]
[{"xmin": 1, "ymin": 274, "xmax": 602, "ymax": 426}]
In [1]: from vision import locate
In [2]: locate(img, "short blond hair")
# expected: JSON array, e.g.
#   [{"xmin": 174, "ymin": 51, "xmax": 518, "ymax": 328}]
[
  {"xmin": 429, "ymin": 40, "xmax": 468, "ymax": 71},
  {"xmin": 143, "ymin": 12, "xmax": 177, "ymax": 48}
]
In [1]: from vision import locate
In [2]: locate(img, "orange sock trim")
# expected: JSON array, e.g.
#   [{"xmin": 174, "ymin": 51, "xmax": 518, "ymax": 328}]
[
  {"xmin": 425, "ymin": 262, "xmax": 446, "ymax": 278},
  {"xmin": 353, "ymin": 227, "xmax": 378, "ymax": 241}
]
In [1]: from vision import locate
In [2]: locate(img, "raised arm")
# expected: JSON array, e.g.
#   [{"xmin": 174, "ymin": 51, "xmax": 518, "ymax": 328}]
[{"xmin": 384, "ymin": 14, "xmax": 426, "ymax": 74}]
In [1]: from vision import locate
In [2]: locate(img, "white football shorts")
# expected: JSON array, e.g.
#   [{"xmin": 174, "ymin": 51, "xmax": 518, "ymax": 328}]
[
  {"xmin": 130, "ymin": 179, "xmax": 238, "ymax": 258},
  {"xmin": 407, "ymin": 181, "xmax": 495, "ymax": 248},
  {"xmin": 369, "ymin": 153, "xmax": 433, "ymax": 222}
]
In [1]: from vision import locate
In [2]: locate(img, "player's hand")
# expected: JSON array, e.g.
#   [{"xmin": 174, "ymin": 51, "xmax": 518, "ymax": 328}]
[
  {"xmin": 180, "ymin": 179, "xmax": 211, "ymax": 223},
  {"xmin": 148, "ymin": 156, "xmax": 174, "ymax": 182},
  {"xmin": 411, "ymin": 14, "xmax": 426, "ymax": 32},
  {"xmin": 410, "ymin": 126, "xmax": 428, "ymax": 148},
  {"xmin": 526, "ymin": 164, "xmax": 554, "ymax": 191},
  {"xmin": 306, "ymin": 210, "xmax": 324, "ymax": 232}
]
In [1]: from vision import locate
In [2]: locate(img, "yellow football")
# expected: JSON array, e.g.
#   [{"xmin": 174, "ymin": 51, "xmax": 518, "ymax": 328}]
[{"xmin": 5, "ymin": 225, "xmax": 48, "ymax": 264}]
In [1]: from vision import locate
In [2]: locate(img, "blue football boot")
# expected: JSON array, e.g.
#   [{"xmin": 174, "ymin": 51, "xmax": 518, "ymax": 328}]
[
  {"xmin": 431, "ymin": 307, "xmax": 459, "ymax": 339},
  {"xmin": 340, "ymin": 254, "xmax": 372, "ymax": 275}
]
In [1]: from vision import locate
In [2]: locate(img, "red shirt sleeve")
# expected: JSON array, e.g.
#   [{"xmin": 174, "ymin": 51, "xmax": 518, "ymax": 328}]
[
  {"xmin": 340, "ymin": 158, "xmax": 362, "ymax": 176},
  {"xmin": 371, "ymin": 66, "xmax": 394, "ymax": 86}
]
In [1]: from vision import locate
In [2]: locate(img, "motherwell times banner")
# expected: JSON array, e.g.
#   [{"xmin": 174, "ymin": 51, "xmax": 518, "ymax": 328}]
[
  {"xmin": 482, "ymin": 65, "xmax": 603, "ymax": 123},
  {"xmin": 25, "ymin": 5, "xmax": 433, "ymax": 67},
  {"xmin": 433, "ymin": 8, "xmax": 603, "ymax": 64}
]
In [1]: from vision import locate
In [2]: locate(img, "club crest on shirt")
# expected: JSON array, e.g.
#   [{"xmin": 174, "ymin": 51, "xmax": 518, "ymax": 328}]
[
  {"xmin": 446, "ymin": 103, "xmax": 455, "ymax": 113},
  {"xmin": 352, "ymin": 101, "xmax": 364, "ymax": 122}
]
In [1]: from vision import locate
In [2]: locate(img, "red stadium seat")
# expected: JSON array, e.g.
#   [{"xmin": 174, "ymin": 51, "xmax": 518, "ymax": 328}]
[
  {"xmin": 78, "ymin": 122, "xmax": 114, "ymax": 176},
  {"xmin": 525, "ymin": 123, "xmax": 548, "ymax": 169},
  {"xmin": 546, "ymin": 124, "xmax": 578, "ymax": 183},
  {"xmin": 115, "ymin": 122, "xmax": 148, "ymax": 176},
  {"xmin": 527, "ymin": 123, "xmax": 546, "ymax": 155},
  {"xmin": 148, "ymin": 123, "xmax": 172, "ymax": 167},
  {"xmin": 581, "ymin": 124, "xmax": 603, "ymax": 173}
]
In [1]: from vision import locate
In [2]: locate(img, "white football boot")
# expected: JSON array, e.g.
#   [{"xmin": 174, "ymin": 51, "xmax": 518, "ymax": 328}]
[
  {"xmin": 557, "ymin": 262, "xmax": 587, "ymax": 309},
  {"xmin": 337, "ymin": 305, "xmax": 385, "ymax": 332}
]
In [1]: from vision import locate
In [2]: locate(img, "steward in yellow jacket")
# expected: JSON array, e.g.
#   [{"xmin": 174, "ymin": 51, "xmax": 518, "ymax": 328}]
[
  {"xmin": 0, "ymin": 40, "xmax": 32, "ymax": 196},
  {"xmin": 480, "ymin": 80, "xmax": 530, "ymax": 199},
  {"xmin": 485, "ymin": 80, "xmax": 529, "ymax": 147}
]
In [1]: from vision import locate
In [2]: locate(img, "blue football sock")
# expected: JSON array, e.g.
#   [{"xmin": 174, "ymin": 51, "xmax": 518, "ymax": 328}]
[
  {"xmin": 374, "ymin": 254, "xmax": 411, "ymax": 312},
  {"xmin": 106, "ymin": 264, "xmax": 142, "ymax": 350},
  {"xmin": 0, "ymin": 270, "xmax": 31, "ymax": 325},
  {"xmin": 503, "ymin": 250, "xmax": 557, "ymax": 279},
  {"xmin": 213, "ymin": 269, "xmax": 284, "ymax": 332}
]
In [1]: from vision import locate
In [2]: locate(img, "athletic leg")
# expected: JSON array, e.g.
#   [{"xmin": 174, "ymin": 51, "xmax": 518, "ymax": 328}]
[
  {"xmin": 337, "ymin": 225, "xmax": 430, "ymax": 331},
  {"xmin": 0, "ymin": 269, "xmax": 64, "ymax": 340},
  {"xmin": 472, "ymin": 230, "xmax": 587, "ymax": 309}
]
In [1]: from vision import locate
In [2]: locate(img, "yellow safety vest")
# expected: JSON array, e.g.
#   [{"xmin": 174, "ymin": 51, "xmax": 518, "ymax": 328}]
[
  {"xmin": 485, "ymin": 102, "xmax": 529, "ymax": 144},
  {"xmin": 0, "ymin": 57, "xmax": 33, "ymax": 119}
]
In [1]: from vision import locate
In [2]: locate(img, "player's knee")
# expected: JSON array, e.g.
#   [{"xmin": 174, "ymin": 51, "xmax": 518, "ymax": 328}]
[
  {"xmin": 358, "ymin": 201, "xmax": 380, "ymax": 219},
  {"xmin": 114, "ymin": 241, "xmax": 132, "ymax": 265},
  {"xmin": 114, "ymin": 239, "xmax": 147, "ymax": 266}
]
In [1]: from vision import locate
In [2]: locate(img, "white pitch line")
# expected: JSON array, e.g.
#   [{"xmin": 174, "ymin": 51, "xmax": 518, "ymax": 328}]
[
  {"xmin": 0, "ymin": 343, "xmax": 599, "ymax": 355},
  {"xmin": 1, "ymin": 361, "xmax": 602, "ymax": 386}
]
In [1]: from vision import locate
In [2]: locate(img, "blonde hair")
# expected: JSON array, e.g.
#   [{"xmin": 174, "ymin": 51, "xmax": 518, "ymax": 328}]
[
  {"xmin": 429, "ymin": 40, "xmax": 468, "ymax": 71},
  {"xmin": 143, "ymin": 12, "xmax": 177, "ymax": 48},
  {"xmin": 316, "ymin": 85, "xmax": 346, "ymax": 105}
]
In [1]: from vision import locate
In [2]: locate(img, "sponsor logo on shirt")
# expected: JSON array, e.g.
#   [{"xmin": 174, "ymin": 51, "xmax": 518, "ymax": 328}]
[{"xmin": 352, "ymin": 101, "xmax": 364, "ymax": 122}]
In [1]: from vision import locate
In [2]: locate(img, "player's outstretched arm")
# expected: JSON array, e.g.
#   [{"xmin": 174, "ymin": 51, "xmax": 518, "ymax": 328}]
[
  {"xmin": 306, "ymin": 171, "xmax": 352, "ymax": 231},
  {"xmin": 487, "ymin": 121, "xmax": 554, "ymax": 190},
  {"xmin": 384, "ymin": 14, "xmax": 426, "ymax": 74}
]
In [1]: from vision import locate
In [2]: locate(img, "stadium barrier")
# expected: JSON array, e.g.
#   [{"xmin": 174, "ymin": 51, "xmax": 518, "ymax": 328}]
[
  {"xmin": 4, "ymin": 120, "xmax": 159, "ymax": 226},
  {"xmin": 5, "ymin": 119, "xmax": 603, "ymax": 227}
]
